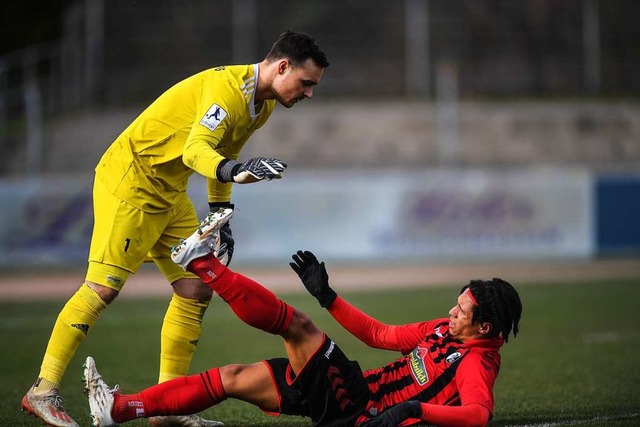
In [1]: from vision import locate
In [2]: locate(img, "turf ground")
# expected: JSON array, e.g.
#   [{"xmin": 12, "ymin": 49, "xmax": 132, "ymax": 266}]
[{"xmin": 1, "ymin": 276, "xmax": 639, "ymax": 426}]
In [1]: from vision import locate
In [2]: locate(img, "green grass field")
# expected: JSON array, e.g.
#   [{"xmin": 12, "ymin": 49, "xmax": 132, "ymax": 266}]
[{"xmin": 2, "ymin": 278, "xmax": 639, "ymax": 426}]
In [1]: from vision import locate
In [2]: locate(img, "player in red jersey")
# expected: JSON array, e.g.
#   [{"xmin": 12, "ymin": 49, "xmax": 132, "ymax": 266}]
[{"xmin": 84, "ymin": 209, "xmax": 522, "ymax": 427}]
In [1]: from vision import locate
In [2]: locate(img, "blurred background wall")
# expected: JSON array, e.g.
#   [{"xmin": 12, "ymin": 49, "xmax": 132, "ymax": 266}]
[{"xmin": 0, "ymin": 0, "xmax": 639, "ymax": 269}]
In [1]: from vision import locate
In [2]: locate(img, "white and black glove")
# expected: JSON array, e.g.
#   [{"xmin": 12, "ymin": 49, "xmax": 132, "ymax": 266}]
[
  {"xmin": 217, "ymin": 157, "xmax": 287, "ymax": 184},
  {"xmin": 208, "ymin": 202, "xmax": 234, "ymax": 266}
]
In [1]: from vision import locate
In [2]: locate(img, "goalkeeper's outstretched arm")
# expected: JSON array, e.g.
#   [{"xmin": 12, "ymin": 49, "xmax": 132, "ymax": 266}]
[{"xmin": 217, "ymin": 157, "xmax": 287, "ymax": 184}]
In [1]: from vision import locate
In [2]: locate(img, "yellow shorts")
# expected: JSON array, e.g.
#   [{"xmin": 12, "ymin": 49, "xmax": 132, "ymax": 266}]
[{"xmin": 86, "ymin": 178, "xmax": 199, "ymax": 291}]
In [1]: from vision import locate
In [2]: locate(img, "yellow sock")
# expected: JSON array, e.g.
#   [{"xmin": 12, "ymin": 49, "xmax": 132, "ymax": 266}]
[
  {"xmin": 158, "ymin": 294, "xmax": 209, "ymax": 383},
  {"xmin": 34, "ymin": 283, "xmax": 107, "ymax": 393}
]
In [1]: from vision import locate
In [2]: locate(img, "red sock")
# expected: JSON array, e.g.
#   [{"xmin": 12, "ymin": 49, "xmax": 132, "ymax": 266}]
[
  {"xmin": 111, "ymin": 368, "xmax": 226, "ymax": 422},
  {"xmin": 189, "ymin": 254, "xmax": 293, "ymax": 334}
]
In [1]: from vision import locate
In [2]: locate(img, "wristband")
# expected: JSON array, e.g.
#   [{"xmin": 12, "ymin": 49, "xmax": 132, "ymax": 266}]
[{"xmin": 216, "ymin": 159, "xmax": 242, "ymax": 183}]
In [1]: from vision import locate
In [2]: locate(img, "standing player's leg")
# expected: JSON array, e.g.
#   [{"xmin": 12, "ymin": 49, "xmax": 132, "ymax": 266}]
[
  {"xmin": 21, "ymin": 281, "xmax": 111, "ymax": 427},
  {"xmin": 22, "ymin": 178, "xmax": 157, "ymax": 427},
  {"xmin": 148, "ymin": 198, "xmax": 222, "ymax": 427}
]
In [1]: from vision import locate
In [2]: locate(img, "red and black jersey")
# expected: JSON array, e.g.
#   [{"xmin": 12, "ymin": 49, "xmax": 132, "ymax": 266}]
[{"xmin": 327, "ymin": 297, "xmax": 503, "ymax": 426}]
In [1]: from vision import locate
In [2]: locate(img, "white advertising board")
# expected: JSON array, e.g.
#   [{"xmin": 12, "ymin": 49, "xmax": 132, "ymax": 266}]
[
  {"xmin": 191, "ymin": 168, "xmax": 594, "ymax": 264},
  {"xmin": 0, "ymin": 169, "xmax": 593, "ymax": 269}
]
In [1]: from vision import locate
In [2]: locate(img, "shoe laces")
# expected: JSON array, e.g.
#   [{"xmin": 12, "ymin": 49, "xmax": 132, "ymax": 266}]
[
  {"xmin": 97, "ymin": 380, "xmax": 121, "ymax": 396},
  {"xmin": 91, "ymin": 371, "xmax": 121, "ymax": 396},
  {"xmin": 43, "ymin": 393, "xmax": 67, "ymax": 411}
]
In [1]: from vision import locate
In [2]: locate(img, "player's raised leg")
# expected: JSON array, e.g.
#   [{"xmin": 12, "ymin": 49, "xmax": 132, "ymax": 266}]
[
  {"xmin": 171, "ymin": 210, "xmax": 327, "ymax": 377},
  {"xmin": 170, "ymin": 208, "xmax": 234, "ymax": 270},
  {"xmin": 171, "ymin": 209, "xmax": 294, "ymax": 335}
]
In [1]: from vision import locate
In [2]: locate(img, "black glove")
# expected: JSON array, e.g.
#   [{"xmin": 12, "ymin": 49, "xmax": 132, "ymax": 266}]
[
  {"xmin": 360, "ymin": 401, "xmax": 422, "ymax": 427},
  {"xmin": 289, "ymin": 250, "xmax": 337, "ymax": 308},
  {"xmin": 209, "ymin": 202, "xmax": 234, "ymax": 266},
  {"xmin": 217, "ymin": 157, "xmax": 287, "ymax": 184}
]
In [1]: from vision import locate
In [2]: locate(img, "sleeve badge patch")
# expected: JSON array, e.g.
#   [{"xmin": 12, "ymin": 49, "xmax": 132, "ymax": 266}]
[{"xmin": 200, "ymin": 103, "xmax": 227, "ymax": 131}]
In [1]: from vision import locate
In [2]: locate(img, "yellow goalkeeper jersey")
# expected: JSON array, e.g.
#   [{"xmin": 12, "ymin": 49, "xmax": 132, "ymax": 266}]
[{"xmin": 95, "ymin": 64, "xmax": 275, "ymax": 212}]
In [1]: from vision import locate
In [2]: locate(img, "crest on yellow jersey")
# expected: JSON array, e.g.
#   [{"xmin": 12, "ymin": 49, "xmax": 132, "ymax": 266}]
[{"xmin": 200, "ymin": 103, "xmax": 227, "ymax": 131}]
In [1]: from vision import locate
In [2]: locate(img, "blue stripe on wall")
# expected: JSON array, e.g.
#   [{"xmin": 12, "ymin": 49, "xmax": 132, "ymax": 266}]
[{"xmin": 596, "ymin": 176, "xmax": 640, "ymax": 254}]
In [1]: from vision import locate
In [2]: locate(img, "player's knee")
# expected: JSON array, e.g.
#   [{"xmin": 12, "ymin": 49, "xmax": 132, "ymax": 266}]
[
  {"xmin": 288, "ymin": 309, "xmax": 321, "ymax": 336},
  {"xmin": 218, "ymin": 362, "xmax": 279, "ymax": 410},
  {"xmin": 218, "ymin": 364, "xmax": 239, "ymax": 386},
  {"xmin": 218, "ymin": 364, "xmax": 251, "ymax": 393},
  {"xmin": 172, "ymin": 278, "xmax": 213, "ymax": 301},
  {"xmin": 85, "ymin": 281, "xmax": 119, "ymax": 304}
]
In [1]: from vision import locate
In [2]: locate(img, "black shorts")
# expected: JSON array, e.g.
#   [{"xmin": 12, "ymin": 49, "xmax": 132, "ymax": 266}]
[{"xmin": 264, "ymin": 335, "xmax": 371, "ymax": 427}]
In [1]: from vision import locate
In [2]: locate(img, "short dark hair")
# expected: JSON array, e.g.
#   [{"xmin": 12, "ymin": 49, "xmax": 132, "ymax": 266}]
[
  {"xmin": 461, "ymin": 278, "xmax": 522, "ymax": 343},
  {"xmin": 265, "ymin": 29, "xmax": 329, "ymax": 69}
]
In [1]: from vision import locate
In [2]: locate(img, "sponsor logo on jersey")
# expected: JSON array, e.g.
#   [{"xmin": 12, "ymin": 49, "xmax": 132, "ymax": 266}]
[
  {"xmin": 71, "ymin": 323, "xmax": 90, "ymax": 335},
  {"xmin": 106, "ymin": 275, "xmax": 123, "ymax": 287},
  {"xmin": 200, "ymin": 103, "xmax": 227, "ymax": 131},
  {"xmin": 446, "ymin": 351, "xmax": 462, "ymax": 364},
  {"xmin": 409, "ymin": 346, "xmax": 430, "ymax": 386},
  {"xmin": 324, "ymin": 340, "xmax": 336, "ymax": 358}
]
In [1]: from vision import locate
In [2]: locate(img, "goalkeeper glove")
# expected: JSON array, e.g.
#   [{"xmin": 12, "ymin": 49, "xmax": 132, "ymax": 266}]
[
  {"xmin": 289, "ymin": 250, "xmax": 337, "ymax": 308},
  {"xmin": 360, "ymin": 401, "xmax": 422, "ymax": 427},
  {"xmin": 208, "ymin": 202, "xmax": 234, "ymax": 266},
  {"xmin": 217, "ymin": 157, "xmax": 287, "ymax": 184}
]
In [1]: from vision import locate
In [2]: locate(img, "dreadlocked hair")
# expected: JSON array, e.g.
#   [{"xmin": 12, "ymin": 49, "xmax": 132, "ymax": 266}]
[{"xmin": 461, "ymin": 278, "xmax": 522, "ymax": 343}]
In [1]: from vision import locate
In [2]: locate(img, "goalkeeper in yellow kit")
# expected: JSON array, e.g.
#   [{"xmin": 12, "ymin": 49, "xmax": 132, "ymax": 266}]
[{"xmin": 21, "ymin": 30, "xmax": 329, "ymax": 427}]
